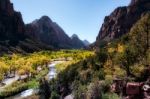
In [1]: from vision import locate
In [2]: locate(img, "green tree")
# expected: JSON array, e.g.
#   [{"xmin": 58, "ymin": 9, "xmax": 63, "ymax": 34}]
[
  {"xmin": 87, "ymin": 81, "xmax": 102, "ymax": 99},
  {"xmin": 50, "ymin": 91, "xmax": 60, "ymax": 99},
  {"xmin": 39, "ymin": 78, "xmax": 51, "ymax": 99},
  {"xmin": 129, "ymin": 13, "xmax": 150, "ymax": 60},
  {"xmin": 115, "ymin": 45, "xmax": 137, "ymax": 76}
]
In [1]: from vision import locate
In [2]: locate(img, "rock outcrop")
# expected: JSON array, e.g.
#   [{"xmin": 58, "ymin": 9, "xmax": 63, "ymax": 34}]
[
  {"xmin": 0, "ymin": 0, "xmax": 52, "ymax": 54},
  {"xmin": 96, "ymin": 0, "xmax": 150, "ymax": 46},
  {"xmin": 0, "ymin": 0, "xmax": 25, "ymax": 42}
]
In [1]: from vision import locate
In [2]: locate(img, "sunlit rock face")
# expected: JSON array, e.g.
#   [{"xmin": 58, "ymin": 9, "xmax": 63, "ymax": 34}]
[{"xmin": 96, "ymin": 0, "xmax": 150, "ymax": 46}]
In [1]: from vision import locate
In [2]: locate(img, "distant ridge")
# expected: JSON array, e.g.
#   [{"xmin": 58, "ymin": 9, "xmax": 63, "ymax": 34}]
[
  {"xmin": 71, "ymin": 34, "xmax": 85, "ymax": 49},
  {"xmin": 83, "ymin": 40, "xmax": 90, "ymax": 46},
  {"xmin": 26, "ymin": 17, "xmax": 86, "ymax": 49}
]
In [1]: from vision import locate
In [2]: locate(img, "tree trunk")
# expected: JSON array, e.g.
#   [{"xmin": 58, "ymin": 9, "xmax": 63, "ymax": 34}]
[{"xmin": 126, "ymin": 65, "xmax": 131, "ymax": 77}]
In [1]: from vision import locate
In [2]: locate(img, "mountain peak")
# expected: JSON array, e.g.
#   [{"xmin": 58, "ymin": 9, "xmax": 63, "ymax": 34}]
[
  {"xmin": 83, "ymin": 40, "xmax": 90, "ymax": 46},
  {"xmin": 83, "ymin": 40, "xmax": 90, "ymax": 43},
  {"xmin": 31, "ymin": 15, "xmax": 53, "ymax": 26},
  {"xmin": 39, "ymin": 16, "xmax": 52, "ymax": 23},
  {"xmin": 41, "ymin": 16, "xmax": 50, "ymax": 20},
  {"xmin": 71, "ymin": 34, "xmax": 79, "ymax": 39},
  {"xmin": 71, "ymin": 34, "xmax": 85, "ymax": 48}
]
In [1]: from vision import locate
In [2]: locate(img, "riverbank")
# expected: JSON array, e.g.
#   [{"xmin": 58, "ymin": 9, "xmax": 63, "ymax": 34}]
[
  {"xmin": 3, "ymin": 60, "xmax": 65, "ymax": 99},
  {"xmin": 0, "ymin": 68, "xmax": 49, "ymax": 98},
  {"xmin": 0, "ymin": 75, "xmax": 19, "ymax": 92},
  {"xmin": 0, "ymin": 50, "xmax": 94, "ymax": 99}
]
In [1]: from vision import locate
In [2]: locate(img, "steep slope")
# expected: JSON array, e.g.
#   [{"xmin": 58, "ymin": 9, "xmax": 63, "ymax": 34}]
[
  {"xmin": 83, "ymin": 40, "xmax": 90, "ymax": 46},
  {"xmin": 0, "ymin": 0, "xmax": 25, "ymax": 46},
  {"xmin": 71, "ymin": 34, "xmax": 85, "ymax": 49},
  {"xmin": 0, "ymin": 0, "xmax": 52, "ymax": 54},
  {"xmin": 49, "ymin": 13, "xmax": 150, "ymax": 99},
  {"xmin": 26, "ymin": 16, "xmax": 73, "ymax": 49},
  {"xmin": 96, "ymin": 0, "xmax": 150, "ymax": 46},
  {"xmin": 26, "ymin": 16, "xmax": 86, "ymax": 49}
]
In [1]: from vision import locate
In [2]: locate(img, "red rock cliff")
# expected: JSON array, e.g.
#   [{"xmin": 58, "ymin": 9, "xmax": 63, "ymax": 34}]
[{"xmin": 96, "ymin": 0, "xmax": 150, "ymax": 46}]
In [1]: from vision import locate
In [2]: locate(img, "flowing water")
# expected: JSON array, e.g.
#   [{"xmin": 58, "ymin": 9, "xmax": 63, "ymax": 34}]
[{"xmin": 6, "ymin": 61, "xmax": 63, "ymax": 99}]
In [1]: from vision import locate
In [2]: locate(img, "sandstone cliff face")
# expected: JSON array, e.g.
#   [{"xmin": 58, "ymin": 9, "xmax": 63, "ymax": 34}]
[
  {"xmin": 0, "ymin": 0, "xmax": 25, "ymax": 42},
  {"xmin": 0, "ymin": 0, "xmax": 52, "ymax": 54},
  {"xmin": 96, "ymin": 0, "xmax": 150, "ymax": 46},
  {"xmin": 130, "ymin": 0, "xmax": 149, "ymax": 6}
]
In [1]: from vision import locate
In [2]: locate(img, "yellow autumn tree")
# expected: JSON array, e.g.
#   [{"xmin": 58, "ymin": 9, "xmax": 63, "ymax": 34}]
[
  {"xmin": 108, "ymin": 47, "xmax": 115, "ymax": 53},
  {"xmin": 0, "ymin": 61, "xmax": 9, "ymax": 82},
  {"xmin": 117, "ymin": 44, "xmax": 125, "ymax": 53},
  {"xmin": 0, "ymin": 61, "xmax": 8, "ymax": 73}
]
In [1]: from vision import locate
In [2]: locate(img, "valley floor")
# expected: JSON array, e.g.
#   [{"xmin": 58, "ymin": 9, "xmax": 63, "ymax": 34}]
[{"xmin": 0, "ymin": 50, "xmax": 94, "ymax": 99}]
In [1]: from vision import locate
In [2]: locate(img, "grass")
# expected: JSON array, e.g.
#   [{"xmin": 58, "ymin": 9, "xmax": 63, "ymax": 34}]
[
  {"xmin": 28, "ymin": 68, "xmax": 49, "ymax": 89},
  {"xmin": 35, "ymin": 68, "xmax": 49, "ymax": 80},
  {"xmin": 102, "ymin": 93, "xmax": 120, "ymax": 99},
  {"xmin": 27, "ymin": 80, "xmax": 39, "ymax": 89},
  {"xmin": 55, "ymin": 61, "xmax": 74, "ymax": 73},
  {"xmin": 0, "ymin": 81, "xmax": 29, "ymax": 98}
]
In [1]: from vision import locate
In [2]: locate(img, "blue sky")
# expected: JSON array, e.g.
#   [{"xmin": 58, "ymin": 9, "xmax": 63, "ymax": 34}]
[{"xmin": 11, "ymin": 0, "xmax": 130, "ymax": 43}]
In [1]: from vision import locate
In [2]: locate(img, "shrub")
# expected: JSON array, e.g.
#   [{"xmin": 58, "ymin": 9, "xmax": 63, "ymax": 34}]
[
  {"xmin": 100, "ymin": 80, "xmax": 111, "ymax": 93},
  {"xmin": 87, "ymin": 81, "xmax": 102, "ymax": 99},
  {"xmin": 39, "ymin": 78, "xmax": 51, "ymax": 99},
  {"xmin": 79, "ymin": 69, "xmax": 93, "ymax": 84},
  {"xmin": 102, "ymin": 92, "xmax": 120, "ymax": 99},
  {"xmin": 50, "ymin": 91, "xmax": 60, "ymax": 99},
  {"xmin": 72, "ymin": 81, "xmax": 87, "ymax": 99}
]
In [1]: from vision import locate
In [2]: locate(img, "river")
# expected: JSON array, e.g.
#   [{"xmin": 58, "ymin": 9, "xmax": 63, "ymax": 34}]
[{"xmin": 6, "ymin": 61, "xmax": 64, "ymax": 99}]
